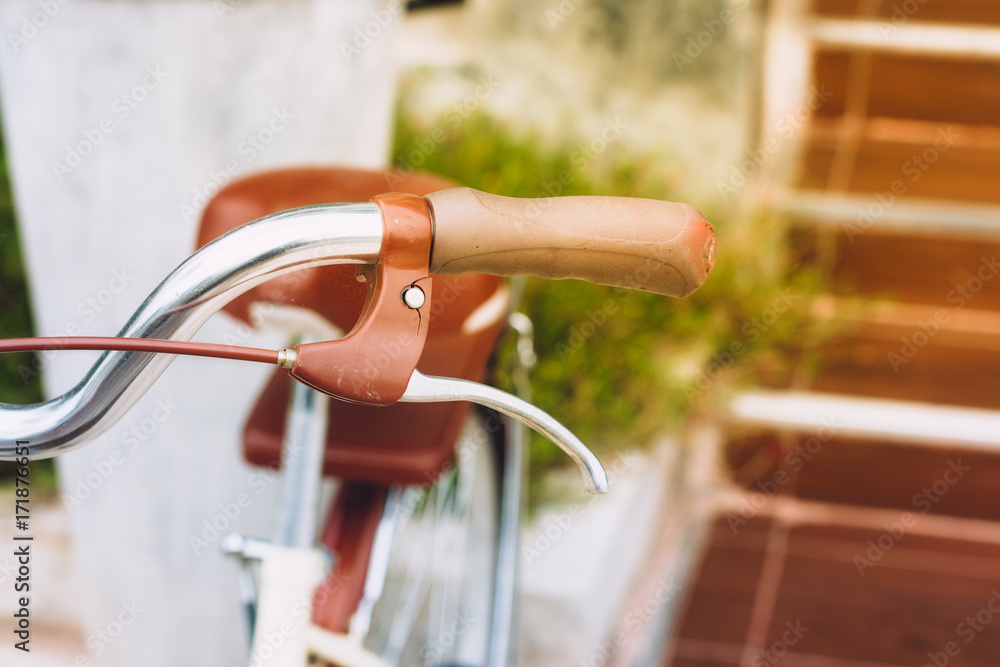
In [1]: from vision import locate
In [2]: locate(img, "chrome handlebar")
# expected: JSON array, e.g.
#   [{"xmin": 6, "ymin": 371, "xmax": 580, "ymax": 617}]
[
  {"xmin": 0, "ymin": 204, "xmax": 609, "ymax": 493},
  {"xmin": 0, "ymin": 203, "xmax": 383, "ymax": 460}
]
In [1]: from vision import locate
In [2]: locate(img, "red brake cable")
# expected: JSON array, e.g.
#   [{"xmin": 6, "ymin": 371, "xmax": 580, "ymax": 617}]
[{"xmin": 0, "ymin": 337, "xmax": 282, "ymax": 365}]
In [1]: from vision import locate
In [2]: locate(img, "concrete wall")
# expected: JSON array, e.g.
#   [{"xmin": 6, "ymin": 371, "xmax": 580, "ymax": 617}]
[{"xmin": 0, "ymin": 1, "xmax": 397, "ymax": 664}]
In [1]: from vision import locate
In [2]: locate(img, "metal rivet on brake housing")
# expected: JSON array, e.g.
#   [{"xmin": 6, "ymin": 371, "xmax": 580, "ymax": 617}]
[{"xmin": 401, "ymin": 285, "xmax": 425, "ymax": 309}]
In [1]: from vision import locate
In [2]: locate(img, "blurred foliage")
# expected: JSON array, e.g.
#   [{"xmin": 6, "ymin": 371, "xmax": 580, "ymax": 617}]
[
  {"xmin": 393, "ymin": 108, "xmax": 826, "ymax": 490},
  {"xmin": 501, "ymin": 0, "xmax": 759, "ymax": 96},
  {"xmin": 0, "ymin": 134, "xmax": 41, "ymax": 405},
  {"xmin": 0, "ymin": 127, "xmax": 54, "ymax": 491},
  {"xmin": 587, "ymin": 0, "xmax": 750, "ymax": 81}
]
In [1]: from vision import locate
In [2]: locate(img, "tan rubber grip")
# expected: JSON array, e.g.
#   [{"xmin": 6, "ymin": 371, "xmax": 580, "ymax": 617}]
[{"xmin": 424, "ymin": 187, "xmax": 716, "ymax": 297}]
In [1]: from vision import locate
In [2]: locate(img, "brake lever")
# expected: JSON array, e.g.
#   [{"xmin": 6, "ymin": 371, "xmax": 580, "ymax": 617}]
[{"xmin": 399, "ymin": 370, "xmax": 609, "ymax": 494}]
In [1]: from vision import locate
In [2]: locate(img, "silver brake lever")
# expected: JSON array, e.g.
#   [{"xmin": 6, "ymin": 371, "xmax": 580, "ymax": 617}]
[{"xmin": 399, "ymin": 370, "xmax": 609, "ymax": 494}]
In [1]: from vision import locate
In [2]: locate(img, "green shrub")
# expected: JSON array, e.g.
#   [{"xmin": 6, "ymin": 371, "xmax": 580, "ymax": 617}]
[
  {"xmin": 0, "ymin": 129, "xmax": 51, "ymax": 492},
  {"xmin": 0, "ymin": 135, "xmax": 41, "ymax": 406}
]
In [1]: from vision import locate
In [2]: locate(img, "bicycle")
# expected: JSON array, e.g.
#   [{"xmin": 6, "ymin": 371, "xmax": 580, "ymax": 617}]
[{"xmin": 0, "ymin": 167, "xmax": 715, "ymax": 667}]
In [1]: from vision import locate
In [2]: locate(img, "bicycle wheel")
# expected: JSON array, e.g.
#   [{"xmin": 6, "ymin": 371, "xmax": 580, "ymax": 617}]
[{"xmin": 354, "ymin": 411, "xmax": 507, "ymax": 666}]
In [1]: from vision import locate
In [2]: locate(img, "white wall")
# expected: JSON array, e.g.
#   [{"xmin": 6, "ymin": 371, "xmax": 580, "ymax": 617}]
[{"xmin": 0, "ymin": 1, "xmax": 398, "ymax": 664}]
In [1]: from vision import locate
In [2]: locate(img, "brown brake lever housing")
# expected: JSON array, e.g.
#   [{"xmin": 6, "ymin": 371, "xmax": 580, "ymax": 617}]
[{"xmin": 288, "ymin": 193, "xmax": 433, "ymax": 406}]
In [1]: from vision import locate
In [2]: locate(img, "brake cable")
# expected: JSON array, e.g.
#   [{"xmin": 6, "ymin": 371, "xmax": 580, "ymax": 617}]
[{"xmin": 0, "ymin": 337, "xmax": 282, "ymax": 365}]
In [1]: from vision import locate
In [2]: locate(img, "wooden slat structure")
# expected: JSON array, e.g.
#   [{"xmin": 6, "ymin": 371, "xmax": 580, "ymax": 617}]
[{"xmin": 662, "ymin": 1, "xmax": 1000, "ymax": 665}]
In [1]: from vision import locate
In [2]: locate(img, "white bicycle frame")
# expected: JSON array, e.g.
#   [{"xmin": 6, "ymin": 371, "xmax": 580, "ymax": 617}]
[{"xmin": 235, "ymin": 306, "xmax": 531, "ymax": 667}]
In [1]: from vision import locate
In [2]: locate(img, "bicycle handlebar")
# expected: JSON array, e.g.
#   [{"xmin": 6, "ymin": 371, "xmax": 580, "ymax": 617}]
[
  {"xmin": 0, "ymin": 190, "xmax": 715, "ymax": 463},
  {"xmin": 426, "ymin": 188, "xmax": 715, "ymax": 297},
  {"xmin": 0, "ymin": 203, "xmax": 383, "ymax": 460}
]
